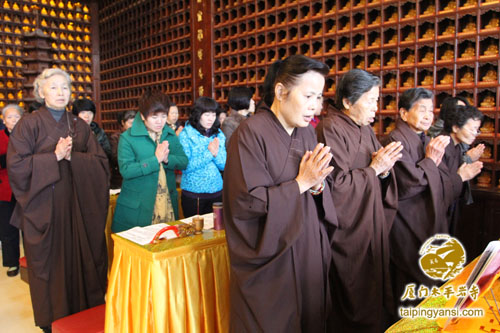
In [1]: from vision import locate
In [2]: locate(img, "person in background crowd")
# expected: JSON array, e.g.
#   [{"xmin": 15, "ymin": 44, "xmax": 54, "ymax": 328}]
[
  {"xmin": 179, "ymin": 97, "xmax": 226, "ymax": 217},
  {"xmin": 427, "ymin": 96, "xmax": 470, "ymax": 138},
  {"xmin": 218, "ymin": 106, "xmax": 227, "ymax": 125},
  {"xmin": 27, "ymin": 100, "xmax": 43, "ymax": 114},
  {"xmin": 316, "ymin": 69, "xmax": 402, "ymax": 332},
  {"xmin": 385, "ymin": 88, "xmax": 482, "ymax": 316},
  {"xmin": 7, "ymin": 68, "xmax": 109, "ymax": 332},
  {"xmin": 112, "ymin": 91, "xmax": 188, "ymax": 232},
  {"xmin": 109, "ymin": 110, "xmax": 136, "ymax": 189},
  {"xmin": 224, "ymin": 55, "xmax": 338, "ymax": 332},
  {"xmin": 440, "ymin": 105, "xmax": 484, "ymax": 234},
  {"xmin": 72, "ymin": 98, "xmax": 112, "ymax": 159},
  {"xmin": 0, "ymin": 118, "xmax": 4, "ymax": 130},
  {"xmin": 310, "ymin": 95, "xmax": 324, "ymax": 128},
  {"xmin": 221, "ymin": 86, "xmax": 255, "ymax": 148},
  {"xmin": 0, "ymin": 104, "xmax": 23, "ymax": 277},
  {"xmin": 167, "ymin": 102, "xmax": 184, "ymax": 136}
]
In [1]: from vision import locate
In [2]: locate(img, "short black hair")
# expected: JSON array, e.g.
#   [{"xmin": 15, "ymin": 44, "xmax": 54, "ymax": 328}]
[
  {"xmin": 438, "ymin": 96, "xmax": 471, "ymax": 121},
  {"xmin": 335, "ymin": 69, "xmax": 381, "ymax": 110},
  {"xmin": 189, "ymin": 97, "xmax": 221, "ymax": 136},
  {"xmin": 261, "ymin": 54, "xmax": 329, "ymax": 106},
  {"xmin": 138, "ymin": 90, "xmax": 171, "ymax": 118},
  {"xmin": 398, "ymin": 88, "xmax": 433, "ymax": 111},
  {"xmin": 116, "ymin": 110, "xmax": 137, "ymax": 126},
  {"xmin": 27, "ymin": 101, "xmax": 43, "ymax": 113},
  {"xmin": 443, "ymin": 105, "xmax": 484, "ymax": 133},
  {"xmin": 72, "ymin": 98, "xmax": 96, "ymax": 115},
  {"xmin": 227, "ymin": 87, "xmax": 254, "ymax": 111}
]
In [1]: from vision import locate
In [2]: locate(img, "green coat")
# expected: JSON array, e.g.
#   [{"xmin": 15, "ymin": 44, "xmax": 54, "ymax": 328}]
[{"xmin": 112, "ymin": 114, "xmax": 188, "ymax": 232}]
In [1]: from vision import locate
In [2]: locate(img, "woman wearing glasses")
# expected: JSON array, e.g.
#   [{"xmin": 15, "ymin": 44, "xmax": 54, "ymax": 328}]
[
  {"xmin": 440, "ymin": 103, "xmax": 484, "ymax": 235},
  {"xmin": 7, "ymin": 68, "xmax": 109, "ymax": 332}
]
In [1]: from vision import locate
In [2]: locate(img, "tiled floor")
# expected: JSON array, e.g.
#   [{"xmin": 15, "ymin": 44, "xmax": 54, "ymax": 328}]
[{"xmin": 0, "ymin": 248, "xmax": 39, "ymax": 332}]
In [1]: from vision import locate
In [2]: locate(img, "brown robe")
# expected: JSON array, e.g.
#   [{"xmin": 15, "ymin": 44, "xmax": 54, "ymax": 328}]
[
  {"xmin": 7, "ymin": 106, "xmax": 109, "ymax": 327},
  {"xmin": 316, "ymin": 108, "xmax": 398, "ymax": 332},
  {"xmin": 223, "ymin": 106, "xmax": 338, "ymax": 332},
  {"xmin": 385, "ymin": 119, "xmax": 462, "ymax": 313}
]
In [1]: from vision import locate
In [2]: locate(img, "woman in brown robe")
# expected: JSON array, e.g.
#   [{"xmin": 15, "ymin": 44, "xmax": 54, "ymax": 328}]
[
  {"xmin": 316, "ymin": 69, "xmax": 403, "ymax": 332},
  {"xmin": 7, "ymin": 68, "xmax": 109, "ymax": 332},
  {"xmin": 223, "ymin": 55, "xmax": 338, "ymax": 332},
  {"xmin": 385, "ymin": 88, "xmax": 482, "ymax": 315}
]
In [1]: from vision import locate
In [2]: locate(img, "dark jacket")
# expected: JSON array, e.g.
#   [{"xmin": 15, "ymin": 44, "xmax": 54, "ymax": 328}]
[{"xmin": 90, "ymin": 121, "xmax": 112, "ymax": 159}]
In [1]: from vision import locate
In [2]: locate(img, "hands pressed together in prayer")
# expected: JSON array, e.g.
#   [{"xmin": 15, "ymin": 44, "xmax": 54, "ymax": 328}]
[
  {"xmin": 155, "ymin": 141, "xmax": 170, "ymax": 164},
  {"xmin": 370, "ymin": 141, "xmax": 403, "ymax": 176},
  {"xmin": 466, "ymin": 143, "xmax": 485, "ymax": 162},
  {"xmin": 208, "ymin": 137, "xmax": 220, "ymax": 157},
  {"xmin": 296, "ymin": 143, "xmax": 334, "ymax": 194},
  {"xmin": 55, "ymin": 136, "xmax": 72, "ymax": 161},
  {"xmin": 425, "ymin": 135, "xmax": 450, "ymax": 167},
  {"xmin": 458, "ymin": 161, "xmax": 483, "ymax": 182}
]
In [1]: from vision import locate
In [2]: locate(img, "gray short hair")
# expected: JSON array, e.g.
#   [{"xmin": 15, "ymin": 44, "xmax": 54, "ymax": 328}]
[
  {"xmin": 2, "ymin": 104, "xmax": 24, "ymax": 118},
  {"xmin": 33, "ymin": 68, "xmax": 72, "ymax": 103}
]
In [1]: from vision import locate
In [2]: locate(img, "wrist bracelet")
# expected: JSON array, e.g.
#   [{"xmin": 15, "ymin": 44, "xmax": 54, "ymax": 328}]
[
  {"xmin": 309, "ymin": 180, "xmax": 325, "ymax": 196},
  {"xmin": 379, "ymin": 170, "xmax": 390, "ymax": 179}
]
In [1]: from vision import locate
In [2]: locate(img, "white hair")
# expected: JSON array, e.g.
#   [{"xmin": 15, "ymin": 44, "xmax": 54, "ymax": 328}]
[
  {"xmin": 2, "ymin": 104, "xmax": 24, "ymax": 118},
  {"xmin": 33, "ymin": 68, "xmax": 72, "ymax": 103}
]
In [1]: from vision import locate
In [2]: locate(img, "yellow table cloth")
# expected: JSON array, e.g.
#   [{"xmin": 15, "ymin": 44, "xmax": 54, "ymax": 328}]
[
  {"xmin": 105, "ymin": 229, "xmax": 230, "ymax": 333},
  {"xmin": 387, "ymin": 256, "xmax": 500, "ymax": 332}
]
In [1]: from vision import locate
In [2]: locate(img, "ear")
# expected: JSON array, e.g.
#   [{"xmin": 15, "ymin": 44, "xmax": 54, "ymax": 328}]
[
  {"xmin": 399, "ymin": 108, "xmax": 408, "ymax": 121},
  {"xmin": 274, "ymin": 83, "xmax": 287, "ymax": 102},
  {"xmin": 38, "ymin": 86, "xmax": 45, "ymax": 100},
  {"xmin": 342, "ymin": 98, "xmax": 351, "ymax": 110},
  {"xmin": 452, "ymin": 125, "xmax": 459, "ymax": 134},
  {"xmin": 140, "ymin": 113, "xmax": 146, "ymax": 122}
]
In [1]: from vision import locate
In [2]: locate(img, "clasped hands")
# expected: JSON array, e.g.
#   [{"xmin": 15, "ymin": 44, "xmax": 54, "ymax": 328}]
[
  {"xmin": 155, "ymin": 141, "xmax": 170, "ymax": 164},
  {"xmin": 55, "ymin": 136, "xmax": 72, "ymax": 161},
  {"xmin": 296, "ymin": 143, "xmax": 334, "ymax": 194},
  {"xmin": 370, "ymin": 141, "xmax": 403, "ymax": 176}
]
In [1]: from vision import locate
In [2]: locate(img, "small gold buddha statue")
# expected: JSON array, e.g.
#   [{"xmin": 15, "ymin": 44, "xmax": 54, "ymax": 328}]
[
  {"xmin": 460, "ymin": 70, "xmax": 474, "ymax": 83},
  {"xmin": 388, "ymin": 11, "xmax": 398, "ymax": 22},
  {"xmin": 440, "ymin": 49, "xmax": 454, "ymax": 61},
  {"xmin": 421, "ymin": 50, "xmax": 434, "ymax": 63},
  {"xmin": 423, "ymin": 5, "xmax": 435, "ymax": 15},
  {"xmin": 388, "ymin": 34, "xmax": 397, "ymax": 44},
  {"xmin": 386, "ymin": 55, "xmax": 397, "ymax": 66},
  {"xmin": 404, "ymin": 8, "xmax": 416, "ymax": 19},
  {"xmin": 480, "ymin": 94, "xmax": 495, "ymax": 108},
  {"xmin": 342, "ymin": 0, "xmax": 351, "ymax": 10},
  {"xmin": 462, "ymin": 0, "xmax": 477, "ymax": 7},
  {"xmin": 386, "ymin": 100, "xmax": 397, "ymax": 110},
  {"xmin": 461, "ymin": 45, "xmax": 475, "ymax": 59},
  {"xmin": 483, "ymin": 42, "xmax": 498, "ymax": 56},
  {"xmin": 371, "ymin": 15, "xmax": 381, "ymax": 25},
  {"xmin": 384, "ymin": 121, "xmax": 396, "ymax": 134},
  {"xmin": 403, "ymin": 54, "xmax": 415, "ymax": 64},
  {"xmin": 341, "ymin": 42, "xmax": 350, "ymax": 51},
  {"xmin": 403, "ymin": 76, "xmax": 415, "ymax": 87},
  {"xmin": 442, "ymin": 24, "xmax": 455, "ymax": 36},
  {"xmin": 356, "ymin": 60, "xmax": 365, "ymax": 69},
  {"xmin": 356, "ymin": 19, "xmax": 365, "ymax": 28},
  {"xmin": 485, "ymin": 13, "xmax": 499, "ymax": 29},
  {"xmin": 355, "ymin": 0, "xmax": 365, "ymax": 8},
  {"xmin": 328, "ymin": 23, "xmax": 336, "ymax": 33},
  {"xmin": 481, "ymin": 146, "xmax": 492, "ymax": 159},
  {"xmin": 482, "ymin": 69, "xmax": 497, "ymax": 82},
  {"xmin": 440, "ymin": 73, "xmax": 453, "ymax": 85},
  {"xmin": 355, "ymin": 39, "xmax": 365, "ymax": 49},
  {"xmin": 404, "ymin": 31, "xmax": 416, "ymax": 42},
  {"xmin": 342, "ymin": 63, "xmax": 351, "ymax": 71},
  {"xmin": 385, "ymin": 77, "xmax": 397, "ymax": 89},
  {"xmin": 462, "ymin": 18, "xmax": 476, "ymax": 33},
  {"xmin": 369, "ymin": 58, "xmax": 381, "ymax": 68},
  {"xmin": 341, "ymin": 22, "xmax": 351, "ymax": 31},
  {"xmin": 372, "ymin": 121, "xmax": 379, "ymax": 133},
  {"xmin": 476, "ymin": 171, "xmax": 491, "ymax": 188},
  {"xmin": 421, "ymin": 74, "xmax": 434, "ymax": 85},
  {"xmin": 422, "ymin": 27, "xmax": 435, "ymax": 39},
  {"xmin": 443, "ymin": 1, "xmax": 456, "ymax": 11},
  {"xmin": 371, "ymin": 36, "xmax": 381, "ymax": 47}
]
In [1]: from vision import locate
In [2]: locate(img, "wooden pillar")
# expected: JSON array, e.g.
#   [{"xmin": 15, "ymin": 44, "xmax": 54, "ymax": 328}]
[{"xmin": 191, "ymin": 0, "xmax": 213, "ymax": 99}]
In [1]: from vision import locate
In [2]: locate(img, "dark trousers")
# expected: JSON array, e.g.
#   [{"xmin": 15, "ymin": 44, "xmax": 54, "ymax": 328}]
[
  {"xmin": 181, "ymin": 192, "xmax": 222, "ymax": 218},
  {"xmin": 0, "ymin": 200, "xmax": 20, "ymax": 267}
]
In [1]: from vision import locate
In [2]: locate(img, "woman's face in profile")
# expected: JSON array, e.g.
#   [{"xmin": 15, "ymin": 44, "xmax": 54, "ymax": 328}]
[
  {"xmin": 143, "ymin": 112, "xmax": 167, "ymax": 133},
  {"xmin": 39, "ymin": 74, "xmax": 71, "ymax": 110},
  {"xmin": 122, "ymin": 118, "xmax": 134, "ymax": 131}
]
